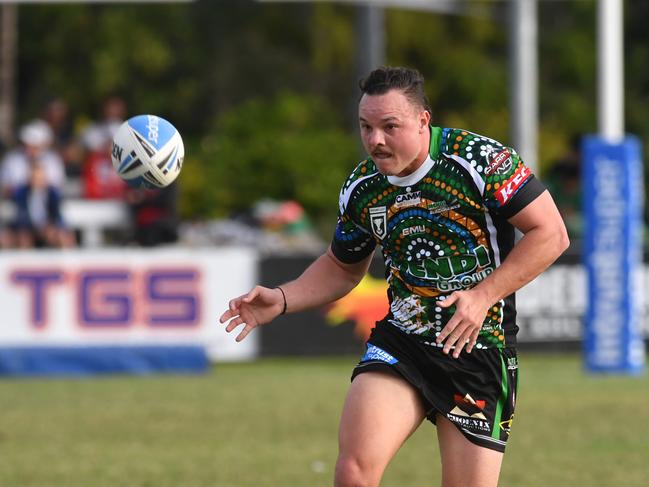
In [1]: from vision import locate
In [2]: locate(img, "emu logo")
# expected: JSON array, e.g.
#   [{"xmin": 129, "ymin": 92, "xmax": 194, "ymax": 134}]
[
  {"xmin": 111, "ymin": 142, "xmax": 123, "ymax": 161},
  {"xmin": 369, "ymin": 206, "xmax": 387, "ymax": 240}
]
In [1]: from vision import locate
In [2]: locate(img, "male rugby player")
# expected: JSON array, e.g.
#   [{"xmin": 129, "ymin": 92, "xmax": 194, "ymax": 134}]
[{"xmin": 220, "ymin": 66, "xmax": 569, "ymax": 487}]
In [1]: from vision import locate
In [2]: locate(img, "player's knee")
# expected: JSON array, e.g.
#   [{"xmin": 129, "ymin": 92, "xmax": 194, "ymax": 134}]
[{"xmin": 334, "ymin": 455, "xmax": 377, "ymax": 487}]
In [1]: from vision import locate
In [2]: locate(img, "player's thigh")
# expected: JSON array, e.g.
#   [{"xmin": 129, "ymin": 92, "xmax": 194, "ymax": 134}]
[
  {"xmin": 337, "ymin": 370, "xmax": 427, "ymax": 471},
  {"xmin": 436, "ymin": 414, "xmax": 504, "ymax": 487}
]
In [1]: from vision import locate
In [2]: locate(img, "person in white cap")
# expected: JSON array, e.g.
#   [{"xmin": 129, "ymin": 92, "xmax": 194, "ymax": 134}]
[{"xmin": 0, "ymin": 119, "xmax": 66, "ymax": 197}]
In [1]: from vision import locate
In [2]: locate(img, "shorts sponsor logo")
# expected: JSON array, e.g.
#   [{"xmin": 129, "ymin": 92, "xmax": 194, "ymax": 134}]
[
  {"xmin": 369, "ymin": 206, "xmax": 388, "ymax": 240},
  {"xmin": 446, "ymin": 393, "xmax": 491, "ymax": 432},
  {"xmin": 496, "ymin": 166, "xmax": 531, "ymax": 205},
  {"xmin": 499, "ymin": 414, "xmax": 514, "ymax": 436},
  {"xmin": 507, "ymin": 356, "xmax": 518, "ymax": 371},
  {"xmin": 486, "ymin": 148, "xmax": 512, "ymax": 175},
  {"xmin": 361, "ymin": 343, "xmax": 398, "ymax": 365},
  {"xmin": 395, "ymin": 191, "xmax": 421, "ymax": 208}
]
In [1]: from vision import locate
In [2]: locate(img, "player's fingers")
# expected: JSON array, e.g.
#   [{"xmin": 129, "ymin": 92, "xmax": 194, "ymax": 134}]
[
  {"xmin": 229, "ymin": 296, "xmax": 243, "ymax": 311},
  {"xmin": 452, "ymin": 327, "xmax": 475, "ymax": 359},
  {"xmin": 225, "ymin": 316, "xmax": 245, "ymax": 334},
  {"xmin": 465, "ymin": 328, "xmax": 481, "ymax": 354},
  {"xmin": 442, "ymin": 322, "xmax": 466, "ymax": 355},
  {"xmin": 219, "ymin": 308, "xmax": 236, "ymax": 323},
  {"xmin": 436, "ymin": 292, "xmax": 458, "ymax": 308},
  {"xmin": 242, "ymin": 286, "xmax": 261, "ymax": 303},
  {"xmin": 436, "ymin": 317, "xmax": 460, "ymax": 345},
  {"xmin": 235, "ymin": 324, "xmax": 255, "ymax": 342}
]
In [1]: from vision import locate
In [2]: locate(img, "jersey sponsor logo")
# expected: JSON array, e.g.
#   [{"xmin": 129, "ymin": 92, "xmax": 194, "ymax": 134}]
[
  {"xmin": 496, "ymin": 166, "xmax": 531, "ymax": 205},
  {"xmin": 486, "ymin": 148, "xmax": 513, "ymax": 175},
  {"xmin": 369, "ymin": 206, "xmax": 388, "ymax": 240},
  {"xmin": 361, "ymin": 343, "xmax": 398, "ymax": 364},
  {"xmin": 401, "ymin": 224, "xmax": 426, "ymax": 238},
  {"xmin": 400, "ymin": 244, "xmax": 494, "ymax": 291},
  {"xmin": 427, "ymin": 199, "xmax": 461, "ymax": 214},
  {"xmin": 395, "ymin": 191, "xmax": 421, "ymax": 208}
]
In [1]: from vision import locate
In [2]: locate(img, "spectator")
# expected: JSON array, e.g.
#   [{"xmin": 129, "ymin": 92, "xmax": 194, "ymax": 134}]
[
  {"xmin": 79, "ymin": 94, "xmax": 128, "ymax": 199},
  {"xmin": 80, "ymin": 124, "xmax": 127, "ymax": 199},
  {"xmin": 41, "ymin": 97, "xmax": 83, "ymax": 178},
  {"xmin": 8, "ymin": 162, "xmax": 75, "ymax": 248},
  {"xmin": 126, "ymin": 182, "xmax": 179, "ymax": 247},
  {"xmin": 0, "ymin": 119, "xmax": 66, "ymax": 198}
]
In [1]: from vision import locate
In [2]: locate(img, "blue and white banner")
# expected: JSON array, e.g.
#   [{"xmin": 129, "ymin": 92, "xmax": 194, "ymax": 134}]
[
  {"xmin": 0, "ymin": 248, "xmax": 258, "ymax": 375},
  {"xmin": 582, "ymin": 136, "xmax": 645, "ymax": 374}
]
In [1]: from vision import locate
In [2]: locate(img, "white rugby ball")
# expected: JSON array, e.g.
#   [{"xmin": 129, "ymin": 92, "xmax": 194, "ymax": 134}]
[{"xmin": 111, "ymin": 114, "xmax": 184, "ymax": 188}]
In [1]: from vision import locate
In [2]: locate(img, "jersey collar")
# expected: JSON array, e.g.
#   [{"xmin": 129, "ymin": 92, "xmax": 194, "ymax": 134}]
[{"xmin": 387, "ymin": 126, "xmax": 441, "ymax": 187}]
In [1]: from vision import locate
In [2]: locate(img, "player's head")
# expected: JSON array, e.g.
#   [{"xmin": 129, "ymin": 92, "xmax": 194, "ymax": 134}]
[
  {"xmin": 358, "ymin": 66, "xmax": 431, "ymax": 177},
  {"xmin": 359, "ymin": 66, "xmax": 431, "ymax": 114}
]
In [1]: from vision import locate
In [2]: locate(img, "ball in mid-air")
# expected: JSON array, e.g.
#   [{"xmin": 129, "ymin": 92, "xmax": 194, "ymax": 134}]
[{"xmin": 111, "ymin": 114, "xmax": 184, "ymax": 188}]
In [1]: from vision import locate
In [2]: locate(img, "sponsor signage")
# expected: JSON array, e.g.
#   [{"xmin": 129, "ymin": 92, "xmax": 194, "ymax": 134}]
[
  {"xmin": 582, "ymin": 136, "xmax": 645, "ymax": 374},
  {"xmin": 0, "ymin": 248, "xmax": 258, "ymax": 375}
]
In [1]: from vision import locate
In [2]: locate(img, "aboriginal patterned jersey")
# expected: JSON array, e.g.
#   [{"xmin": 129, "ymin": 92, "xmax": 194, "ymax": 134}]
[{"xmin": 331, "ymin": 126, "xmax": 545, "ymax": 349}]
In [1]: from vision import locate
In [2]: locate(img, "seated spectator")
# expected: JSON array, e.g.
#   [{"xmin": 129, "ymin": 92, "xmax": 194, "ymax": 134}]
[
  {"xmin": 41, "ymin": 97, "xmax": 83, "ymax": 178},
  {"xmin": 126, "ymin": 182, "xmax": 179, "ymax": 247},
  {"xmin": 8, "ymin": 162, "xmax": 75, "ymax": 248},
  {"xmin": 0, "ymin": 119, "xmax": 66, "ymax": 198},
  {"xmin": 80, "ymin": 124, "xmax": 127, "ymax": 199}
]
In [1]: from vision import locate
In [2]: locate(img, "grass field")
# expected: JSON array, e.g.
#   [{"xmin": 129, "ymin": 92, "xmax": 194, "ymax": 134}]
[{"xmin": 0, "ymin": 353, "xmax": 647, "ymax": 486}]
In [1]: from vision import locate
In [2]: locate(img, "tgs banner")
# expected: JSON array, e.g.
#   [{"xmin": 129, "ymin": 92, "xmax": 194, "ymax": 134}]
[
  {"xmin": 582, "ymin": 136, "xmax": 645, "ymax": 374},
  {"xmin": 0, "ymin": 248, "xmax": 258, "ymax": 375}
]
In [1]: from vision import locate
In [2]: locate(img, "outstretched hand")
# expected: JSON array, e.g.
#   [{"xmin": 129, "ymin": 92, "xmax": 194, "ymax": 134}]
[
  {"xmin": 219, "ymin": 286, "xmax": 285, "ymax": 342},
  {"xmin": 435, "ymin": 289, "xmax": 492, "ymax": 358}
]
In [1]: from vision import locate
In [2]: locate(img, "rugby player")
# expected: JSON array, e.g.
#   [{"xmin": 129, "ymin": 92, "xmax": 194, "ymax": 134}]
[{"xmin": 220, "ymin": 66, "xmax": 569, "ymax": 487}]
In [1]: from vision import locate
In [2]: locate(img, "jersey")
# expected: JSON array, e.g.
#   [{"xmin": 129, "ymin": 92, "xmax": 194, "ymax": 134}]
[{"xmin": 330, "ymin": 126, "xmax": 545, "ymax": 349}]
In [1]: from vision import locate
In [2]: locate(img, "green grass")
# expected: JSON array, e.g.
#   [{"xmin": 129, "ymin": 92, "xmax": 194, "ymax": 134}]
[{"xmin": 0, "ymin": 353, "xmax": 647, "ymax": 486}]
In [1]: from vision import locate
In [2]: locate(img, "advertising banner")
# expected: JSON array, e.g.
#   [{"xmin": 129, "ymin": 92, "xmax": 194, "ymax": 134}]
[
  {"xmin": 582, "ymin": 136, "xmax": 645, "ymax": 373},
  {"xmin": 0, "ymin": 248, "xmax": 258, "ymax": 375}
]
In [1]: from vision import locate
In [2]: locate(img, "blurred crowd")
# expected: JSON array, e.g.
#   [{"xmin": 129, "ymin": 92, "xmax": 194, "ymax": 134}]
[
  {"xmin": 0, "ymin": 95, "xmax": 179, "ymax": 249},
  {"xmin": 4, "ymin": 95, "xmax": 623, "ymax": 252}
]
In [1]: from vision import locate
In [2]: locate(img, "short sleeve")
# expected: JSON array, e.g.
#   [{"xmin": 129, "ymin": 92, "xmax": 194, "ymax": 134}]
[
  {"xmin": 330, "ymin": 165, "xmax": 377, "ymax": 264},
  {"xmin": 480, "ymin": 143, "xmax": 546, "ymax": 218}
]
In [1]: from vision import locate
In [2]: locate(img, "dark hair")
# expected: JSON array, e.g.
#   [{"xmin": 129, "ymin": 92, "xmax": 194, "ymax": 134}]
[{"xmin": 359, "ymin": 66, "xmax": 431, "ymax": 113}]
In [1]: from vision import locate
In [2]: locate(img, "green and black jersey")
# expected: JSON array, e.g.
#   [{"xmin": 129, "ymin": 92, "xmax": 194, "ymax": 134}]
[{"xmin": 331, "ymin": 126, "xmax": 545, "ymax": 349}]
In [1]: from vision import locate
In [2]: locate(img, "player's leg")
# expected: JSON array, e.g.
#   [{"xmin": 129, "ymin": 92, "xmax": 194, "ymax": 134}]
[
  {"xmin": 335, "ymin": 371, "xmax": 427, "ymax": 487},
  {"xmin": 436, "ymin": 414, "xmax": 504, "ymax": 487}
]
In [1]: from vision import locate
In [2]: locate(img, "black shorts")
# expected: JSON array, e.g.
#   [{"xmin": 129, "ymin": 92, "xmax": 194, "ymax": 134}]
[{"xmin": 351, "ymin": 320, "xmax": 518, "ymax": 453}]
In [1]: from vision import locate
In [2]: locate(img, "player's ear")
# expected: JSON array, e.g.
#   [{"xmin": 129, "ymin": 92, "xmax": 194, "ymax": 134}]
[{"xmin": 419, "ymin": 109, "xmax": 431, "ymax": 131}]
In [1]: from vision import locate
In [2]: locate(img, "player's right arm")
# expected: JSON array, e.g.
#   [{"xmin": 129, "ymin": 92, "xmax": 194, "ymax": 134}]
[
  {"xmin": 220, "ymin": 159, "xmax": 377, "ymax": 342},
  {"xmin": 219, "ymin": 247, "xmax": 373, "ymax": 342}
]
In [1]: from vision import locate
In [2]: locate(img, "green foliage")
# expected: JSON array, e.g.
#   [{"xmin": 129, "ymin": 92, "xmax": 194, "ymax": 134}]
[
  {"xmin": 11, "ymin": 0, "xmax": 649, "ymax": 220},
  {"xmin": 180, "ymin": 92, "xmax": 358, "ymax": 231}
]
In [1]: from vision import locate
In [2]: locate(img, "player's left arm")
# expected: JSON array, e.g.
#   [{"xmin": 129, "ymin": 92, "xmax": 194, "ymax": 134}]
[{"xmin": 437, "ymin": 190, "xmax": 569, "ymax": 357}]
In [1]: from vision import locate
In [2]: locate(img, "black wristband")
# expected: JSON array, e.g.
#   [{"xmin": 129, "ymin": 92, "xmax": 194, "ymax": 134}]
[{"xmin": 275, "ymin": 286, "xmax": 287, "ymax": 315}]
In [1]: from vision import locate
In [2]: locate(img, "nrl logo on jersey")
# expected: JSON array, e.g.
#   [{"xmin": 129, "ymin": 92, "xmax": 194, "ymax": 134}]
[
  {"xmin": 369, "ymin": 206, "xmax": 388, "ymax": 240},
  {"xmin": 395, "ymin": 191, "xmax": 421, "ymax": 208}
]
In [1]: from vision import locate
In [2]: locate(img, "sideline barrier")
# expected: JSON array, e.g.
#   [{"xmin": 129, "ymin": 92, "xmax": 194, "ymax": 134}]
[
  {"xmin": 258, "ymin": 253, "xmax": 649, "ymax": 356},
  {"xmin": 0, "ymin": 248, "xmax": 258, "ymax": 376}
]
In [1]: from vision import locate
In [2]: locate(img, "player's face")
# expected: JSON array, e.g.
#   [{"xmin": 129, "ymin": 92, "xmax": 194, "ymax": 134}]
[{"xmin": 359, "ymin": 90, "xmax": 430, "ymax": 177}]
